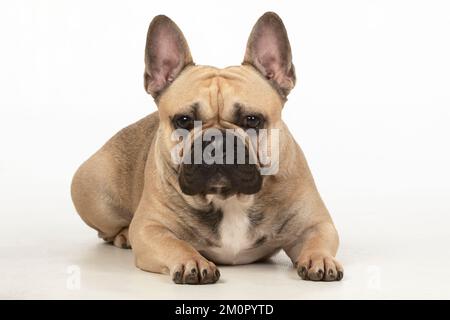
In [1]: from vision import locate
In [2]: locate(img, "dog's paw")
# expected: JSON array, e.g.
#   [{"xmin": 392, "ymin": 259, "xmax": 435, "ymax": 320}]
[
  {"xmin": 112, "ymin": 228, "xmax": 131, "ymax": 249},
  {"xmin": 171, "ymin": 257, "xmax": 220, "ymax": 285},
  {"xmin": 295, "ymin": 252, "xmax": 343, "ymax": 281}
]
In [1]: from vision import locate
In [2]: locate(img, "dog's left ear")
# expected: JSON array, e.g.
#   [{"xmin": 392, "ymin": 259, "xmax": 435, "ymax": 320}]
[{"xmin": 243, "ymin": 12, "xmax": 296, "ymax": 97}]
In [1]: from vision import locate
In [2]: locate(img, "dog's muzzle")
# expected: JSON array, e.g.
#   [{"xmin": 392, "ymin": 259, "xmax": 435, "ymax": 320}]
[{"xmin": 178, "ymin": 129, "xmax": 262, "ymax": 197}]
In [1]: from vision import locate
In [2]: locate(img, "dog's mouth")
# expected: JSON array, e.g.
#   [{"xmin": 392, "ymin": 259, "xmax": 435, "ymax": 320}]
[{"xmin": 178, "ymin": 164, "xmax": 262, "ymax": 197}]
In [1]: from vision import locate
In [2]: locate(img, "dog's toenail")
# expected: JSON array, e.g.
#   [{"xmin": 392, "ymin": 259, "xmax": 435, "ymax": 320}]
[
  {"xmin": 297, "ymin": 266, "xmax": 308, "ymax": 279},
  {"xmin": 191, "ymin": 268, "xmax": 197, "ymax": 274},
  {"xmin": 202, "ymin": 269, "xmax": 207, "ymax": 277},
  {"xmin": 173, "ymin": 271, "xmax": 182, "ymax": 282}
]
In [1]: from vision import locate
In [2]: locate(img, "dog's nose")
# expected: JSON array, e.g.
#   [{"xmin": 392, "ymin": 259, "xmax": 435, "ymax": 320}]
[{"xmin": 205, "ymin": 174, "xmax": 232, "ymax": 194}]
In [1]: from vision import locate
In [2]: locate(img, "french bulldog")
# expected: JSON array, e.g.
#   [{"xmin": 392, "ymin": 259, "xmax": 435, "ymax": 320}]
[{"xmin": 71, "ymin": 12, "xmax": 343, "ymax": 284}]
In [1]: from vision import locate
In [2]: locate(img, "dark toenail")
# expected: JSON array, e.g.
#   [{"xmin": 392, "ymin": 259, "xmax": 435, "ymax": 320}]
[
  {"xmin": 297, "ymin": 266, "xmax": 308, "ymax": 279},
  {"xmin": 191, "ymin": 268, "xmax": 197, "ymax": 274},
  {"xmin": 185, "ymin": 274, "xmax": 198, "ymax": 284},
  {"xmin": 173, "ymin": 271, "xmax": 182, "ymax": 282},
  {"xmin": 337, "ymin": 271, "xmax": 344, "ymax": 280},
  {"xmin": 328, "ymin": 269, "xmax": 334, "ymax": 275},
  {"xmin": 121, "ymin": 243, "xmax": 128, "ymax": 249},
  {"xmin": 215, "ymin": 270, "xmax": 220, "ymax": 278},
  {"xmin": 202, "ymin": 269, "xmax": 207, "ymax": 277}
]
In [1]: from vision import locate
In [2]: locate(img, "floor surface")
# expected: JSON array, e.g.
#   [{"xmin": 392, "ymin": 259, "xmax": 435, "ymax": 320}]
[{"xmin": 1, "ymin": 192, "xmax": 449, "ymax": 299}]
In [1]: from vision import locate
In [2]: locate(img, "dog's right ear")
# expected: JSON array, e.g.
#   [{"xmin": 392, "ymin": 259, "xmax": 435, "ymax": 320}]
[{"xmin": 144, "ymin": 15, "xmax": 193, "ymax": 98}]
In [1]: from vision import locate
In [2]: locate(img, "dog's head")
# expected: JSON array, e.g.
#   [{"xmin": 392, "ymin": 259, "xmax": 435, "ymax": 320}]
[{"xmin": 144, "ymin": 12, "xmax": 296, "ymax": 198}]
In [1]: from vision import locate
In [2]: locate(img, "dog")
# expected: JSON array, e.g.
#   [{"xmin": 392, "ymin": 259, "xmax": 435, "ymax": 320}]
[{"xmin": 71, "ymin": 12, "xmax": 343, "ymax": 284}]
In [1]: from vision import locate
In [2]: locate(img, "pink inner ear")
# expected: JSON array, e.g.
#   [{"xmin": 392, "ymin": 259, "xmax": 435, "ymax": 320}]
[
  {"xmin": 147, "ymin": 26, "xmax": 185, "ymax": 94},
  {"xmin": 254, "ymin": 27, "xmax": 283, "ymax": 81}
]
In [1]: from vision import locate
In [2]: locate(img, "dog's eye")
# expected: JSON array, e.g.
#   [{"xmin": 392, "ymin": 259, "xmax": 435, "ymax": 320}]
[
  {"xmin": 244, "ymin": 115, "xmax": 263, "ymax": 129},
  {"xmin": 173, "ymin": 115, "xmax": 194, "ymax": 130}
]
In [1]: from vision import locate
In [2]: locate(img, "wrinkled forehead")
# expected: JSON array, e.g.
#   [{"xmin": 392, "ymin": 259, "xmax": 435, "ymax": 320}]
[{"xmin": 157, "ymin": 65, "xmax": 283, "ymax": 121}]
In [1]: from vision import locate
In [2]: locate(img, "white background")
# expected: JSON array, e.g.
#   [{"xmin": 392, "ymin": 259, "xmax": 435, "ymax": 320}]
[{"xmin": 1, "ymin": 0, "xmax": 449, "ymax": 299}]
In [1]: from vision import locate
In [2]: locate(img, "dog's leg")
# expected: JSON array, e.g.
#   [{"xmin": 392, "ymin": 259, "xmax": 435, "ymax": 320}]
[
  {"xmin": 71, "ymin": 153, "xmax": 132, "ymax": 245},
  {"xmin": 284, "ymin": 222, "xmax": 344, "ymax": 281},
  {"xmin": 129, "ymin": 220, "xmax": 220, "ymax": 285}
]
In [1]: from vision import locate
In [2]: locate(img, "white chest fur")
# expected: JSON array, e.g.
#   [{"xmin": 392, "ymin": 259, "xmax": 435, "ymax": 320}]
[{"xmin": 204, "ymin": 195, "xmax": 255, "ymax": 265}]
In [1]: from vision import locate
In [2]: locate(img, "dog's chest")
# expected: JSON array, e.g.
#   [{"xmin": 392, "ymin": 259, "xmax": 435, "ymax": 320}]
[{"xmin": 202, "ymin": 196, "xmax": 269, "ymax": 265}]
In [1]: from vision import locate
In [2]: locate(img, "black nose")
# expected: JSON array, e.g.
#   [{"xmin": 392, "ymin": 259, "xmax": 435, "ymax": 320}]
[
  {"xmin": 203, "ymin": 172, "xmax": 233, "ymax": 195},
  {"xmin": 178, "ymin": 130, "xmax": 262, "ymax": 196}
]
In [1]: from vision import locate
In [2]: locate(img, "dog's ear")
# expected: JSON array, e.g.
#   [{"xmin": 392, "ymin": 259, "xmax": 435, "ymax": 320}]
[
  {"xmin": 144, "ymin": 15, "xmax": 193, "ymax": 98},
  {"xmin": 243, "ymin": 12, "xmax": 296, "ymax": 97}
]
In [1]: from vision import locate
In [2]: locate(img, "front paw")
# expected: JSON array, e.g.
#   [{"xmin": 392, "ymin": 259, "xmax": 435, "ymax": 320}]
[
  {"xmin": 171, "ymin": 256, "xmax": 220, "ymax": 285},
  {"xmin": 295, "ymin": 253, "xmax": 344, "ymax": 281}
]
